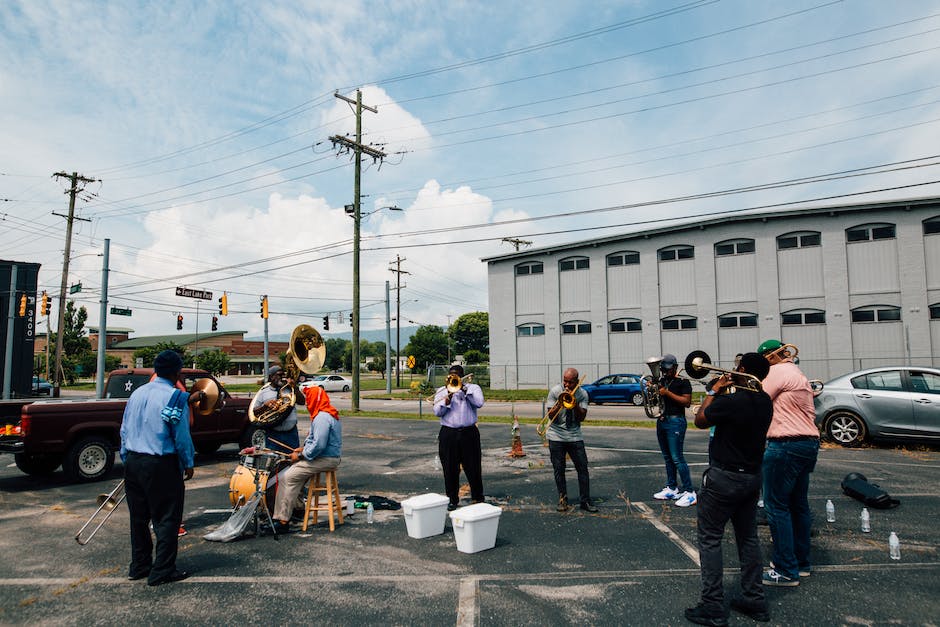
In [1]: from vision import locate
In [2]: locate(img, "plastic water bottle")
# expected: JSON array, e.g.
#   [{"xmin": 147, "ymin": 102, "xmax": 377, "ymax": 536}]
[
  {"xmin": 366, "ymin": 502, "xmax": 374, "ymax": 524},
  {"xmin": 826, "ymin": 499, "xmax": 836, "ymax": 523},
  {"xmin": 889, "ymin": 531, "xmax": 900, "ymax": 560},
  {"xmin": 860, "ymin": 508, "xmax": 871, "ymax": 533}
]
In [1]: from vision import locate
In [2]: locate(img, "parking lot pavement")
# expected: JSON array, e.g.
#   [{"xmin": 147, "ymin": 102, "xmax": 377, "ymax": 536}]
[{"xmin": 1, "ymin": 417, "xmax": 938, "ymax": 625}]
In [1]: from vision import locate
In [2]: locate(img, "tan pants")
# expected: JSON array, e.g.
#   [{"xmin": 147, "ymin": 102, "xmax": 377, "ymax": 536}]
[{"xmin": 272, "ymin": 456, "xmax": 341, "ymax": 523}]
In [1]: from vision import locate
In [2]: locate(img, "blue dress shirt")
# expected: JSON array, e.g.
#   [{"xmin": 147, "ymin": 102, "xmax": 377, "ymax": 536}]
[{"xmin": 120, "ymin": 377, "xmax": 195, "ymax": 470}]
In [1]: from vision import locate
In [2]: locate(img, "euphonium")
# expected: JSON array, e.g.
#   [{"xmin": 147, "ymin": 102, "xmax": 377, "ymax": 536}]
[{"xmin": 642, "ymin": 357, "xmax": 666, "ymax": 419}]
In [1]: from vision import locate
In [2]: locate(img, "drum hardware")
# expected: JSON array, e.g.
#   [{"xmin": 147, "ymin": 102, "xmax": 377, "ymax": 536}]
[
  {"xmin": 536, "ymin": 374, "xmax": 587, "ymax": 442},
  {"xmin": 249, "ymin": 324, "xmax": 326, "ymax": 427},
  {"xmin": 75, "ymin": 480, "xmax": 125, "ymax": 545},
  {"xmin": 684, "ymin": 350, "xmax": 763, "ymax": 392}
]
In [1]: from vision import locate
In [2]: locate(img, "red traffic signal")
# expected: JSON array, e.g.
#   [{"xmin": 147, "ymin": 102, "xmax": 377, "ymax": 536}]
[
  {"xmin": 211, "ymin": 315, "xmax": 218, "ymax": 331},
  {"xmin": 322, "ymin": 315, "xmax": 329, "ymax": 331},
  {"xmin": 176, "ymin": 314, "xmax": 183, "ymax": 330}
]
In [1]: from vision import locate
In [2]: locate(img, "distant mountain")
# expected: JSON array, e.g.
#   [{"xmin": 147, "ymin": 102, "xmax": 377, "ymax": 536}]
[{"xmin": 249, "ymin": 325, "xmax": 419, "ymax": 347}]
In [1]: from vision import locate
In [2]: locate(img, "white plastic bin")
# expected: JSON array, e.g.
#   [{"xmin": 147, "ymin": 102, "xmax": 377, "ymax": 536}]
[
  {"xmin": 449, "ymin": 503, "xmax": 502, "ymax": 553},
  {"xmin": 402, "ymin": 493, "xmax": 450, "ymax": 539}
]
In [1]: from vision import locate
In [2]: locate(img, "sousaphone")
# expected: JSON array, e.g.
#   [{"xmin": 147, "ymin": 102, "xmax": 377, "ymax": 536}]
[{"xmin": 249, "ymin": 324, "xmax": 326, "ymax": 427}]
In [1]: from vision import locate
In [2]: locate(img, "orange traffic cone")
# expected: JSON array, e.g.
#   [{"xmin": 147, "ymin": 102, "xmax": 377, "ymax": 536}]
[{"xmin": 508, "ymin": 417, "xmax": 526, "ymax": 458}]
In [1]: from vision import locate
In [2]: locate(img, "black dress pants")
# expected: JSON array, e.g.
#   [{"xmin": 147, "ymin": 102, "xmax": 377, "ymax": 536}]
[
  {"xmin": 548, "ymin": 439, "xmax": 591, "ymax": 504},
  {"xmin": 438, "ymin": 425, "xmax": 484, "ymax": 505},
  {"xmin": 124, "ymin": 451, "xmax": 184, "ymax": 584}
]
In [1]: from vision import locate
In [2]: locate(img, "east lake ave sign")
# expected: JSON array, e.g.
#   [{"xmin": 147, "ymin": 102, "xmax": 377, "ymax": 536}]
[{"xmin": 175, "ymin": 286, "xmax": 213, "ymax": 300}]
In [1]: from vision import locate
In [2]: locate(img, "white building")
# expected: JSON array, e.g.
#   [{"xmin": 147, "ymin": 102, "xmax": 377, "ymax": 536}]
[{"xmin": 484, "ymin": 196, "xmax": 940, "ymax": 389}]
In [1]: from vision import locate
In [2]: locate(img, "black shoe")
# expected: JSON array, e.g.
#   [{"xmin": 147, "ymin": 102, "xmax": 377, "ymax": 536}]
[
  {"xmin": 147, "ymin": 570, "xmax": 190, "ymax": 586},
  {"xmin": 556, "ymin": 496, "xmax": 570, "ymax": 512},
  {"xmin": 580, "ymin": 501, "xmax": 599, "ymax": 513},
  {"xmin": 447, "ymin": 502, "xmax": 458, "ymax": 511},
  {"xmin": 730, "ymin": 598, "xmax": 770, "ymax": 622},
  {"xmin": 684, "ymin": 603, "xmax": 729, "ymax": 627},
  {"xmin": 272, "ymin": 520, "xmax": 291, "ymax": 534},
  {"xmin": 127, "ymin": 570, "xmax": 150, "ymax": 581}
]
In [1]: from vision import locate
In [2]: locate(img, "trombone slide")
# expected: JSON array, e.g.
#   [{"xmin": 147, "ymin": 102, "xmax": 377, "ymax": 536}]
[{"xmin": 75, "ymin": 479, "xmax": 126, "ymax": 545}]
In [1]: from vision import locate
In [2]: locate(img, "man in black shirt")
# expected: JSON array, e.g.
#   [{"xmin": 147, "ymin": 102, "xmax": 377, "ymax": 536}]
[
  {"xmin": 685, "ymin": 353, "xmax": 773, "ymax": 627},
  {"xmin": 650, "ymin": 354, "xmax": 696, "ymax": 506}
]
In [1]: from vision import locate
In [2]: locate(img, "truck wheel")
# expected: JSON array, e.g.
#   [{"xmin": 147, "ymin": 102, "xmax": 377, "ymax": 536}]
[
  {"xmin": 64, "ymin": 436, "xmax": 114, "ymax": 482},
  {"xmin": 195, "ymin": 441, "xmax": 222, "ymax": 455},
  {"xmin": 14, "ymin": 452, "xmax": 63, "ymax": 476},
  {"xmin": 239, "ymin": 425, "xmax": 265, "ymax": 450}
]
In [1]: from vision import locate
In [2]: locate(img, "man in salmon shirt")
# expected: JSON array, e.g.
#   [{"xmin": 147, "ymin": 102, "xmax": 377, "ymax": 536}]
[{"xmin": 757, "ymin": 339, "xmax": 820, "ymax": 588}]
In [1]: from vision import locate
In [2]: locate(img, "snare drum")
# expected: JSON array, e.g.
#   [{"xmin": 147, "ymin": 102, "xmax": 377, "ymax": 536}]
[{"xmin": 228, "ymin": 452, "xmax": 287, "ymax": 513}]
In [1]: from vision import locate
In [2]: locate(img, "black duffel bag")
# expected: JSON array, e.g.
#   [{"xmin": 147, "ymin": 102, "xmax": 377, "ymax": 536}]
[{"xmin": 841, "ymin": 472, "xmax": 900, "ymax": 509}]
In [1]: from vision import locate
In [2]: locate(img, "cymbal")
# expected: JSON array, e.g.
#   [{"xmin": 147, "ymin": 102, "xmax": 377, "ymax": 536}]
[{"xmin": 190, "ymin": 378, "xmax": 221, "ymax": 416}]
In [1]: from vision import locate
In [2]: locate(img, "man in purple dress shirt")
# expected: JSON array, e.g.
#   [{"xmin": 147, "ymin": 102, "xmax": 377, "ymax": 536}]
[{"xmin": 433, "ymin": 364, "xmax": 485, "ymax": 510}]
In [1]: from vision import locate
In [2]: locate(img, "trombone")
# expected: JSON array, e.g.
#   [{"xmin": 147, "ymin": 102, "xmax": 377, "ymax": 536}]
[
  {"xmin": 75, "ymin": 479, "xmax": 125, "ymax": 545},
  {"xmin": 445, "ymin": 372, "xmax": 473, "ymax": 394},
  {"xmin": 684, "ymin": 350, "xmax": 762, "ymax": 393},
  {"xmin": 536, "ymin": 374, "xmax": 586, "ymax": 440}
]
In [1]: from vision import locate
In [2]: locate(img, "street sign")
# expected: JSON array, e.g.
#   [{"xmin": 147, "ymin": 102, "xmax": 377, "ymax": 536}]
[
  {"xmin": 110, "ymin": 306, "xmax": 132, "ymax": 316},
  {"xmin": 175, "ymin": 286, "xmax": 213, "ymax": 300},
  {"xmin": 69, "ymin": 282, "xmax": 82, "ymax": 294},
  {"xmin": 407, "ymin": 355, "xmax": 416, "ymax": 368}
]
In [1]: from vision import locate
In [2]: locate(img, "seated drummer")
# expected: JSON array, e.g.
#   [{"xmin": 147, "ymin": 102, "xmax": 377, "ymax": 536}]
[
  {"xmin": 252, "ymin": 365, "xmax": 303, "ymax": 454},
  {"xmin": 271, "ymin": 386, "xmax": 342, "ymax": 533}
]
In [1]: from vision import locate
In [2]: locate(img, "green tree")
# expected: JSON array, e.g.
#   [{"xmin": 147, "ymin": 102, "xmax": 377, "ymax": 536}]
[
  {"xmin": 324, "ymin": 338, "xmax": 349, "ymax": 371},
  {"xmin": 133, "ymin": 342, "xmax": 192, "ymax": 368},
  {"xmin": 77, "ymin": 352, "xmax": 122, "ymax": 376},
  {"xmin": 404, "ymin": 325, "xmax": 449, "ymax": 372},
  {"xmin": 462, "ymin": 349, "xmax": 488, "ymax": 364},
  {"xmin": 47, "ymin": 300, "xmax": 93, "ymax": 383},
  {"xmin": 448, "ymin": 311, "xmax": 489, "ymax": 354},
  {"xmin": 195, "ymin": 348, "xmax": 232, "ymax": 376}
]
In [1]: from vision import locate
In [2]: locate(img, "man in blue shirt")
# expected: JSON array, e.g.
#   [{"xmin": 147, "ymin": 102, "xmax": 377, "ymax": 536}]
[
  {"xmin": 120, "ymin": 350, "xmax": 195, "ymax": 586},
  {"xmin": 271, "ymin": 386, "xmax": 342, "ymax": 532},
  {"xmin": 434, "ymin": 364, "xmax": 485, "ymax": 510}
]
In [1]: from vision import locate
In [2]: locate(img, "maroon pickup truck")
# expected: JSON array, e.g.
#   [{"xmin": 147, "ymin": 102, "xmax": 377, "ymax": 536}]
[{"xmin": 0, "ymin": 368, "xmax": 260, "ymax": 482}]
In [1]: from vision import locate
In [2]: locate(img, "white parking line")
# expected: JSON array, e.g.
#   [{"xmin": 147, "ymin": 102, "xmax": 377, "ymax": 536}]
[
  {"xmin": 456, "ymin": 576, "xmax": 479, "ymax": 627},
  {"xmin": 634, "ymin": 501, "xmax": 700, "ymax": 566}
]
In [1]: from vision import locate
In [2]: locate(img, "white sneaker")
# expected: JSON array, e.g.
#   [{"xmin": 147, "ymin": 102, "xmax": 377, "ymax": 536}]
[
  {"xmin": 675, "ymin": 491, "xmax": 697, "ymax": 507},
  {"xmin": 653, "ymin": 486, "xmax": 680, "ymax": 500}
]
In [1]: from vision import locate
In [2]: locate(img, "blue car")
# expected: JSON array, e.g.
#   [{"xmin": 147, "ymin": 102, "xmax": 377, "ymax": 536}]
[
  {"xmin": 581, "ymin": 374, "xmax": 645, "ymax": 405},
  {"xmin": 32, "ymin": 376, "xmax": 53, "ymax": 395}
]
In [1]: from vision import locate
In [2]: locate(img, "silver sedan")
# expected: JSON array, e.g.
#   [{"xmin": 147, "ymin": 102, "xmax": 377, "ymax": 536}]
[{"xmin": 814, "ymin": 366, "xmax": 940, "ymax": 446}]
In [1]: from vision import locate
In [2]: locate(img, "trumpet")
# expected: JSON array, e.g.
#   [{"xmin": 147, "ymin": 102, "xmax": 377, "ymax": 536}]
[
  {"xmin": 536, "ymin": 374, "xmax": 586, "ymax": 440},
  {"xmin": 684, "ymin": 350, "xmax": 762, "ymax": 393},
  {"xmin": 445, "ymin": 372, "xmax": 473, "ymax": 394},
  {"xmin": 75, "ymin": 479, "xmax": 125, "ymax": 545}
]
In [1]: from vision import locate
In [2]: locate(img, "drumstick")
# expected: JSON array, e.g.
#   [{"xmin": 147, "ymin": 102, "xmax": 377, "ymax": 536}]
[{"xmin": 265, "ymin": 436, "xmax": 295, "ymax": 455}]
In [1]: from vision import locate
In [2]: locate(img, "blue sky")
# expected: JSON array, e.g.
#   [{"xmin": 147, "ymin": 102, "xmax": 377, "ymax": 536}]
[{"xmin": 3, "ymin": 0, "xmax": 940, "ymax": 339}]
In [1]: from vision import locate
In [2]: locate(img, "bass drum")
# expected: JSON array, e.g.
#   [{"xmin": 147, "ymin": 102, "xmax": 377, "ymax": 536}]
[{"xmin": 228, "ymin": 455, "xmax": 290, "ymax": 514}]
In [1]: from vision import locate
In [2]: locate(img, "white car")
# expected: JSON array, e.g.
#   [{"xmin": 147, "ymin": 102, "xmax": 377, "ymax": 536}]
[{"xmin": 300, "ymin": 375, "xmax": 351, "ymax": 393}]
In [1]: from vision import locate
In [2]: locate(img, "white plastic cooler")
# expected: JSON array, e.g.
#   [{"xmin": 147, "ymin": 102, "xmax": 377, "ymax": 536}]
[
  {"xmin": 401, "ymin": 493, "xmax": 450, "ymax": 539},
  {"xmin": 449, "ymin": 502, "xmax": 502, "ymax": 553}
]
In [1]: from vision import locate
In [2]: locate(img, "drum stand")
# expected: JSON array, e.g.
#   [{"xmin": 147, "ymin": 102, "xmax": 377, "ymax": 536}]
[{"xmin": 249, "ymin": 466, "xmax": 279, "ymax": 540}]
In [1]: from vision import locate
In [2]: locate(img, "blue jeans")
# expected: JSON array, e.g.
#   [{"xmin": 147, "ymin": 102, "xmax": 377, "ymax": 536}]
[
  {"xmin": 763, "ymin": 439, "xmax": 819, "ymax": 579},
  {"xmin": 656, "ymin": 415, "xmax": 692, "ymax": 493}
]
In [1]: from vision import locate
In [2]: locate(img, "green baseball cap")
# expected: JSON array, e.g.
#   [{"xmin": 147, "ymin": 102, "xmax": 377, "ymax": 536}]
[{"xmin": 757, "ymin": 339, "xmax": 783, "ymax": 355}]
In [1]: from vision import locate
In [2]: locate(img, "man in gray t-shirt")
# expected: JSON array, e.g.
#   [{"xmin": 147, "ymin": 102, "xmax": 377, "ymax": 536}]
[{"xmin": 545, "ymin": 367, "xmax": 597, "ymax": 512}]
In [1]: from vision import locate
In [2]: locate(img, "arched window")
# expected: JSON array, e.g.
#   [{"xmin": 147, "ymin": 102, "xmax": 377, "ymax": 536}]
[
  {"xmin": 607, "ymin": 251, "xmax": 640, "ymax": 266},
  {"xmin": 559, "ymin": 256, "xmax": 589, "ymax": 271},
  {"xmin": 658, "ymin": 245, "xmax": 694, "ymax": 261},
  {"xmin": 661, "ymin": 315, "xmax": 697, "ymax": 330},
  {"xmin": 715, "ymin": 239, "xmax": 755, "ymax": 257},
  {"xmin": 851, "ymin": 305, "xmax": 901, "ymax": 323},
  {"xmin": 609, "ymin": 318, "xmax": 642, "ymax": 332},
  {"xmin": 846, "ymin": 223, "xmax": 896, "ymax": 242},
  {"xmin": 717, "ymin": 312, "xmax": 758, "ymax": 328},
  {"xmin": 515, "ymin": 261, "xmax": 544, "ymax": 276},
  {"xmin": 924, "ymin": 216, "xmax": 940, "ymax": 235},
  {"xmin": 516, "ymin": 323, "xmax": 546, "ymax": 336},
  {"xmin": 777, "ymin": 231, "xmax": 821, "ymax": 250},
  {"xmin": 781, "ymin": 309, "xmax": 826, "ymax": 325},
  {"xmin": 561, "ymin": 320, "xmax": 591, "ymax": 334}
]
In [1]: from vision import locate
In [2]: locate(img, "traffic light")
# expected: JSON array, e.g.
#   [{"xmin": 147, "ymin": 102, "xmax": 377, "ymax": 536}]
[
  {"xmin": 349, "ymin": 311, "xmax": 353, "ymax": 325},
  {"xmin": 218, "ymin": 293, "xmax": 228, "ymax": 316},
  {"xmin": 260, "ymin": 296, "xmax": 269, "ymax": 319},
  {"xmin": 18, "ymin": 294, "xmax": 27, "ymax": 317},
  {"xmin": 211, "ymin": 315, "xmax": 218, "ymax": 331},
  {"xmin": 322, "ymin": 315, "xmax": 329, "ymax": 331},
  {"xmin": 176, "ymin": 314, "xmax": 183, "ymax": 330},
  {"xmin": 40, "ymin": 292, "xmax": 50, "ymax": 316}
]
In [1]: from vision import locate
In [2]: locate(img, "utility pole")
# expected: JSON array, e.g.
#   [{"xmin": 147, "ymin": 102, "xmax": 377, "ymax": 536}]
[
  {"xmin": 388, "ymin": 255, "xmax": 409, "ymax": 387},
  {"xmin": 52, "ymin": 172, "xmax": 94, "ymax": 396},
  {"xmin": 502, "ymin": 237, "xmax": 532, "ymax": 251},
  {"xmin": 329, "ymin": 89, "xmax": 386, "ymax": 413}
]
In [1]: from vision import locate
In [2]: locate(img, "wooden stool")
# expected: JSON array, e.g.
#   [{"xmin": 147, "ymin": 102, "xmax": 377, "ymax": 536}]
[{"xmin": 302, "ymin": 470, "xmax": 344, "ymax": 532}]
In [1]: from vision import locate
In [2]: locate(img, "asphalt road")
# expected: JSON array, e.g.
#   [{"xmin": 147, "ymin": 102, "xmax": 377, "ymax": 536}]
[{"xmin": 1, "ymin": 418, "xmax": 938, "ymax": 625}]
